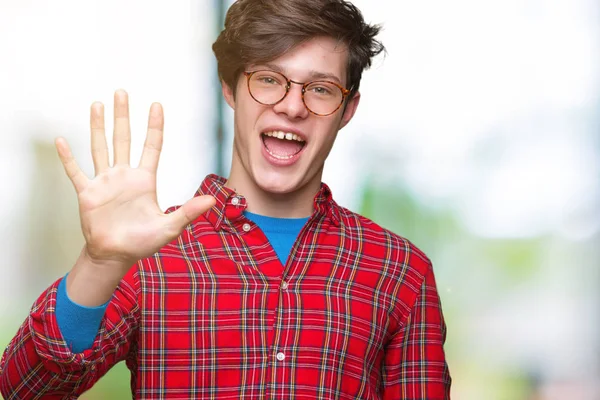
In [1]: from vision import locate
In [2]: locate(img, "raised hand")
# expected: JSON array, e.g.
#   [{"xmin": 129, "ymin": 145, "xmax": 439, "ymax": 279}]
[{"xmin": 56, "ymin": 90, "xmax": 215, "ymax": 304}]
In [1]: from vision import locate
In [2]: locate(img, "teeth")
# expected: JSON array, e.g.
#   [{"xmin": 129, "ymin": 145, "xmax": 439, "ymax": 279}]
[
  {"xmin": 263, "ymin": 131, "xmax": 305, "ymax": 143},
  {"xmin": 265, "ymin": 147, "xmax": 295, "ymax": 160}
]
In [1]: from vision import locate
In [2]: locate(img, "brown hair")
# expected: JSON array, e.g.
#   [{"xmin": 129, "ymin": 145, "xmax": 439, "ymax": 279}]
[{"xmin": 212, "ymin": 0, "xmax": 384, "ymax": 99}]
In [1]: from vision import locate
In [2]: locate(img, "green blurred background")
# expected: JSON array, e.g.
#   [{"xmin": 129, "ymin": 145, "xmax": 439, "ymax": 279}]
[{"xmin": 1, "ymin": 0, "xmax": 598, "ymax": 399}]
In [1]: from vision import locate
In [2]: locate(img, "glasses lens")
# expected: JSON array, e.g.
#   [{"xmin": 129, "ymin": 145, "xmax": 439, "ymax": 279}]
[
  {"xmin": 248, "ymin": 71, "xmax": 287, "ymax": 105},
  {"xmin": 303, "ymin": 81, "xmax": 343, "ymax": 115}
]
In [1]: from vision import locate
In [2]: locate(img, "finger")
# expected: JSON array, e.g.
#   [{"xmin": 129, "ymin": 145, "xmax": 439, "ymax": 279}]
[
  {"xmin": 90, "ymin": 102, "xmax": 109, "ymax": 174},
  {"xmin": 138, "ymin": 103, "xmax": 164, "ymax": 172},
  {"xmin": 166, "ymin": 195, "xmax": 216, "ymax": 236},
  {"xmin": 113, "ymin": 89, "xmax": 131, "ymax": 165},
  {"xmin": 55, "ymin": 137, "xmax": 89, "ymax": 194}
]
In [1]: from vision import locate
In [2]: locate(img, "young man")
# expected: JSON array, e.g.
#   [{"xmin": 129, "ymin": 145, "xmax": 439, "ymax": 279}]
[{"xmin": 0, "ymin": 0, "xmax": 451, "ymax": 398}]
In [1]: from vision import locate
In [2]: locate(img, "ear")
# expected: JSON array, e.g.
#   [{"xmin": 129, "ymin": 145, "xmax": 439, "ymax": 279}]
[
  {"xmin": 222, "ymin": 81, "xmax": 236, "ymax": 110},
  {"xmin": 338, "ymin": 92, "xmax": 361, "ymax": 130}
]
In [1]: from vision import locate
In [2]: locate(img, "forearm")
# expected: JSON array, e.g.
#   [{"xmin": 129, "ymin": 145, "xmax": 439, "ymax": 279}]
[
  {"xmin": 382, "ymin": 264, "xmax": 451, "ymax": 399},
  {"xmin": 0, "ymin": 279, "xmax": 101, "ymax": 399},
  {"xmin": 0, "ymin": 268, "xmax": 140, "ymax": 399},
  {"xmin": 56, "ymin": 275, "xmax": 109, "ymax": 353}
]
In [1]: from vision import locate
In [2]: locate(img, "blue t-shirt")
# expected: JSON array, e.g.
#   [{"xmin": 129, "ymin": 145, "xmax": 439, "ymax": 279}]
[{"xmin": 243, "ymin": 211, "xmax": 308, "ymax": 265}]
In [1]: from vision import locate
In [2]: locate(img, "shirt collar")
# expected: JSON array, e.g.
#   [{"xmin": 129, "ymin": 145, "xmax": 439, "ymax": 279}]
[{"xmin": 195, "ymin": 174, "xmax": 341, "ymax": 231}]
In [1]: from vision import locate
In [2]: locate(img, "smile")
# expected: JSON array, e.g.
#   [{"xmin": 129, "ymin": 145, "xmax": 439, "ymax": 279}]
[{"xmin": 261, "ymin": 130, "xmax": 306, "ymax": 160}]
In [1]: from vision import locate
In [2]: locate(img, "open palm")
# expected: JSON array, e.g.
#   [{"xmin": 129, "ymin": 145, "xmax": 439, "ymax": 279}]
[{"xmin": 55, "ymin": 90, "xmax": 215, "ymax": 270}]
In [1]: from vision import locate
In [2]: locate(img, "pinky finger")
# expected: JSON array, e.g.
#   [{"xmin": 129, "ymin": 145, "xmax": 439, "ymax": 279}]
[{"xmin": 55, "ymin": 137, "xmax": 89, "ymax": 194}]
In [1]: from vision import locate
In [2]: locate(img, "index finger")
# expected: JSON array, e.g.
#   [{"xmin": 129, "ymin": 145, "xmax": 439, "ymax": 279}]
[{"xmin": 138, "ymin": 102, "xmax": 164, "ymax": 172}]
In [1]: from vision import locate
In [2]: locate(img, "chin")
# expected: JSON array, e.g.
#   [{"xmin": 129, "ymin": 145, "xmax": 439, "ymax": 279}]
[
  {"xmin": 253, "ymin": 168, "xmax": 306, "ymax": 195},
  {"xmin": 256, "ymin": 178, "xmax": 299, "ymax": 195}
]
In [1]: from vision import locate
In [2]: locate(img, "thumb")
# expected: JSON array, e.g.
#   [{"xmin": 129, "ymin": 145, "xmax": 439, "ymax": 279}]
[{"xmin": 167, "ymin": 195, "xmax": 216, "ymax": 234}]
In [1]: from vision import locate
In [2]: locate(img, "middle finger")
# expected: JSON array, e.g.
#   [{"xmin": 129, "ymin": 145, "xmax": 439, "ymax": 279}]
[{"xmin": 113, "ymin": 89, "xmax": 131, "ymax": 165}]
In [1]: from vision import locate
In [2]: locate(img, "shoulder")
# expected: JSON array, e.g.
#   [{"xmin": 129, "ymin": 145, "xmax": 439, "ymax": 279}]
[{"xmin": 335, "ymin": 205, "xmax": 433, "ymax": 277}]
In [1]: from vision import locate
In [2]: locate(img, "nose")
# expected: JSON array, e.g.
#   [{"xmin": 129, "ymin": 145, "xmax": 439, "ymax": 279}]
[{"xmin": 272, "ymin": 82, "xmax": 310, "ymax": 120}]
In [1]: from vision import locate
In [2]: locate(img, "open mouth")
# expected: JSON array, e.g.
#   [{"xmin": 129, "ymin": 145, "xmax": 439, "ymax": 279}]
[{"xmin": 261, "ymin": 131, "xmax": 306, "ymax": 160}]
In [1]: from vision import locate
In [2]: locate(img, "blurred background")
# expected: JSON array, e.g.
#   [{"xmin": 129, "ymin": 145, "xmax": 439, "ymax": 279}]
[{"xmin": 0, "ymin": 0, "xmax": 598, "ymax": 398}]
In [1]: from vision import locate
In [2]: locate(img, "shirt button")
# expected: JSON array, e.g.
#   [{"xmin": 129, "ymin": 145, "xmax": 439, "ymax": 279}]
[
  {"xmin": 231, "ymin": 197, "xmax": 240, "ymax": 206},
  {"xmin": 242, "ymin": 223, "xmax": 251, "ymax": 232},
  {"xmin": 281, "ymin": 281, "xmax": 289, "ymax": 290},
  {"xmin": 276, "ymin": 352, "xmax": 286, "ymax": 361}
]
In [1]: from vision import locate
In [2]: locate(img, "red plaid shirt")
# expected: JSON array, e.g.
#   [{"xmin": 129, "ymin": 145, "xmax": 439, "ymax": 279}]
[{"xmin": 0, "ymin": 174, "xmax": 451, "ymax": 399}]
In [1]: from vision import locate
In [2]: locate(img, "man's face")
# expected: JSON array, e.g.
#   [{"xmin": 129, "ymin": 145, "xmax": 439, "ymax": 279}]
[{"xmin": 223, "ymin": 36, "xmax": 360, "ymax": 196}]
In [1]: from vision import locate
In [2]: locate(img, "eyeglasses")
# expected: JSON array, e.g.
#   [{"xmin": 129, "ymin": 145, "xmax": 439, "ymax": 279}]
[{"xmin": 243, "ymin": 70, "xmax": 351, "ymax": 116}]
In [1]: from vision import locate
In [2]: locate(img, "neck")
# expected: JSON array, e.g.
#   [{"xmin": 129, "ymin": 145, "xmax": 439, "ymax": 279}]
[
  {"xmin": 225, "ymin": 166, "xmax": 320, "ymax": 219},
  {"xmin": 241, "ymin": 187, "xmax": 315, "ymax": 218}
]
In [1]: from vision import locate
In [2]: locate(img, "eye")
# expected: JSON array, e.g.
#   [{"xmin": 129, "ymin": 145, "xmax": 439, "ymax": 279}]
[
  {"xmin": 259, "ymin": 77, "xmax": 277, "ymax": 85},
  {"xmin": 254, "ymin": 73, "xmax": 283, "ymax": 86},
  {"xmin": 306, "ymin": 82, "xmax": 336, "ymax": 96},
  {"xmin": 312, "ymin": 86, "xmax": 331, "ymax": 94}
]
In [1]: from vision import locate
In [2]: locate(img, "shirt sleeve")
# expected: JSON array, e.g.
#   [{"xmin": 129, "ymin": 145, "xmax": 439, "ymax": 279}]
[
  {"xmin": 0, "ymin": 265, "xmax": 140, "ymax": 399},
  {"xmin": 381, "ymin": 264, "xmax": 452, "ymax": 400},
  {"xmin": 55, "ymin": 274, "xmax": 109, "ymax": 353}
]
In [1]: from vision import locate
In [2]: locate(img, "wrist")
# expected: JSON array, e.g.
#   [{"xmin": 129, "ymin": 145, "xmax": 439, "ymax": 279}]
[
  {"xmin": 82, "ymin": 245, "xmax": 132, "ymax": 271},
  {"xmin": 66, "ymin": 247, "xmax": 132, "ymax": 307}
]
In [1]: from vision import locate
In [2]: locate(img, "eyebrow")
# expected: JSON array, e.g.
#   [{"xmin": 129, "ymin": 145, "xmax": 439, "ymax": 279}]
[{"xmin": 260, "ymin": 63, "xmax": 344, "ymax": 85}]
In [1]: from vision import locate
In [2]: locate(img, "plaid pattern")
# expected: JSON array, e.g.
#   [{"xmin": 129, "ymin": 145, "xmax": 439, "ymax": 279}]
[{"xmin": 0, "ymin": 174, "xmax": 451, "ymax": 399}]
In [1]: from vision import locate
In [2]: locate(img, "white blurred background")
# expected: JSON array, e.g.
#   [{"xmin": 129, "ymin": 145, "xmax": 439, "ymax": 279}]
[{"xmin": 0, "ymin": 0, "xmax": 598, "ymax": 399}]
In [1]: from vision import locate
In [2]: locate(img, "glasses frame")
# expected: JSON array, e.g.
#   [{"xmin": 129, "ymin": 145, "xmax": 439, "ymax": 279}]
[{"xmin": 243, "ymin": 70, "xmax": 351, "ymax": 116}]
